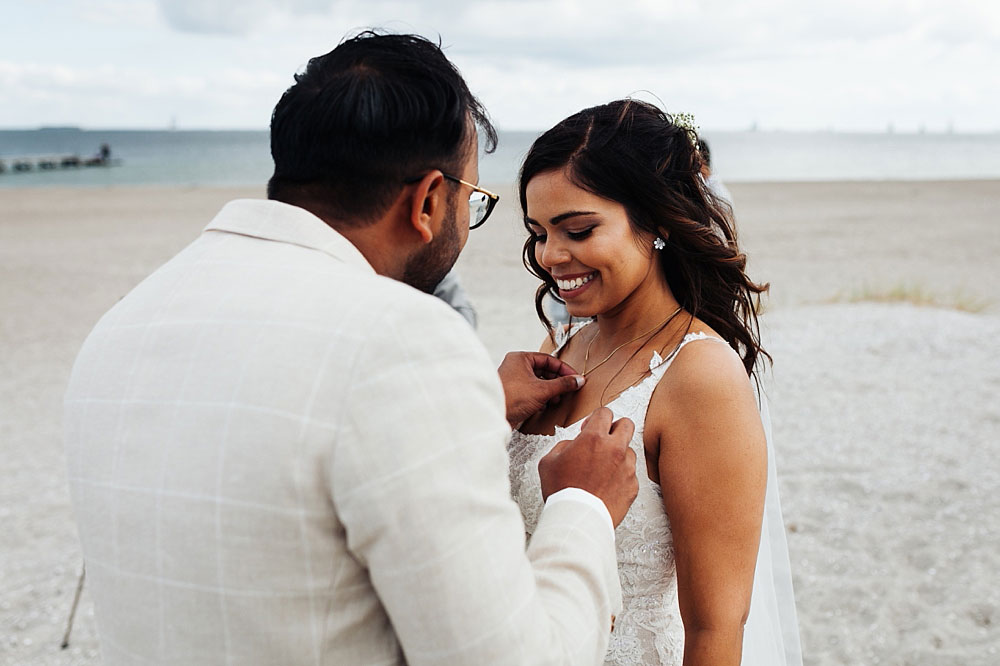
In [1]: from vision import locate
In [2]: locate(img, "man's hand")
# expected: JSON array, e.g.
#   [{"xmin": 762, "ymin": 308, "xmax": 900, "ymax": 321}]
[
  {"xmin": 498, "ymin": 351, "xmax": 584, "ymax": 428},
  {"xmin": 538, "ymin": 408, "xmax": 638, "ymax": 527}
]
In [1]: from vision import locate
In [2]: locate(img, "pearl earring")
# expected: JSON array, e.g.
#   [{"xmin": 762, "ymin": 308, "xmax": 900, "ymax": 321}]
[{"xmin": 653, "ymin": 237, "xmax": 666, "ymax": 250}]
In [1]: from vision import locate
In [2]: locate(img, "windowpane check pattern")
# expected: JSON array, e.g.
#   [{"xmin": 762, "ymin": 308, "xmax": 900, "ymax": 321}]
[{"xmin": 64, "ymin": 199, "xmax": 619, "ymax": 665}]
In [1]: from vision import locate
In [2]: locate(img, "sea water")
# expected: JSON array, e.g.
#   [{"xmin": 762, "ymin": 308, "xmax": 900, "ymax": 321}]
[{"xmin": 2, "ymin": 127, "xmax": 999, "ymax": 189}]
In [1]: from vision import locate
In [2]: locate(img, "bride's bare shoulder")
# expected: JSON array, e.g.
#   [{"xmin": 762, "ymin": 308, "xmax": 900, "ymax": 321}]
[{"xmin": 647, "ymin": 325, "xmax": 758, "ymax": 438}]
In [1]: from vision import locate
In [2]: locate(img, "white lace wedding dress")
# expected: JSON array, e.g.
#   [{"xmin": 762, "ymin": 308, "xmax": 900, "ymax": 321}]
[{"xmin": 507, "ymin": 326, "xmax": 803, "ymax": 665}]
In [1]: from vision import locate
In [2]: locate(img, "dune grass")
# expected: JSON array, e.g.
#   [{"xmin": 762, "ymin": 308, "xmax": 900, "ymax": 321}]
[{"xmin": 826, "ymin": 283, "xmax": 991, "ymax": 313}]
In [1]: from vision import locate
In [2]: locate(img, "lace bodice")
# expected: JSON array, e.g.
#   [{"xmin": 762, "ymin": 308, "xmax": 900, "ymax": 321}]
[{"xmin": 508, "ymin": 326, "xmax": 725, "ymax": 665}]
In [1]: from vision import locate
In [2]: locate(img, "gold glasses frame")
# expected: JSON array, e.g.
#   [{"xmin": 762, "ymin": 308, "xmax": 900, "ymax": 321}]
[{"xmin": 405, "ymin": 172, "xmax": 500, "ymax": 229}]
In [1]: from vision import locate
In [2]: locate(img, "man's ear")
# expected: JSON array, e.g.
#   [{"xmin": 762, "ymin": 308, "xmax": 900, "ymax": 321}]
[{"xmin": 407, "ymin": 170, "xmax": 447, "ymax": 244}]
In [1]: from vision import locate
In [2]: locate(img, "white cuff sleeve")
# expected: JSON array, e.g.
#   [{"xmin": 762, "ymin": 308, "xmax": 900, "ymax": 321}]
[{"xmin": 544, "ymin": 488, "xmax": 616, "ymax": 542}]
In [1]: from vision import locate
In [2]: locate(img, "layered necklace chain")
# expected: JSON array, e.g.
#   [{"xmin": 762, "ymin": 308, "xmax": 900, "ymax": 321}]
[{"xmin": 582, "ymin": 306, "xmax": 683, "ymax": 377}]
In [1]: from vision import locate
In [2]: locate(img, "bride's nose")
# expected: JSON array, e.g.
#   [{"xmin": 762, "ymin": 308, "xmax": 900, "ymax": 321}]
[{"xmin": 539, "ymin": 237, "xmax": 570, "ymax": 269}]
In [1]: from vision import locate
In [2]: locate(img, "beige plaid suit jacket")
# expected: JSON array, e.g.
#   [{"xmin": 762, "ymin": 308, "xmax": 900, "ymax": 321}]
[{"xmin": 65, "ymin": 200, "xmax": 621, "ymax": 665}]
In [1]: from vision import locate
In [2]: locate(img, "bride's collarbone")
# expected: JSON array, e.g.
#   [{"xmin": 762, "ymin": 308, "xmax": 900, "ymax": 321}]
[
  {"xmin": 524, "ymin": 322, "xmax": 685, "ymax": 435},
  {"xmin": 582, "ymin": 351, "xmax": 655, "ymax": 401}
]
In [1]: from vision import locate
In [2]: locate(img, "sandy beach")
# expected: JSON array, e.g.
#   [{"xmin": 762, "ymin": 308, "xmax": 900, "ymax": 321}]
[{"xmin": 1, "ymin": 179, "xmax": 998, "ymax": 665}]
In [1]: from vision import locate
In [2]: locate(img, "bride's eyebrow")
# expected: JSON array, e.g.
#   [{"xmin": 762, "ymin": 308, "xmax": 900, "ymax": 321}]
[
  {"xmin": 551, "ymin": 211, "xmax": 597, "ymax": 225},
  {"xmin": 525, "ymin": 211, "xmax": 598, "ymax": 226}
]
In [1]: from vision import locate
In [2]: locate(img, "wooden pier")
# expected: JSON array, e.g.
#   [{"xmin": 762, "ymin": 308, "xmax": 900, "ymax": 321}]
[
  {"xmin": 0, "ymin": 154, "xmax": 122, "ymax": 174},
  {"xmin": 0, "ymin": 145, "xmax": 119, "ymax": 175}
]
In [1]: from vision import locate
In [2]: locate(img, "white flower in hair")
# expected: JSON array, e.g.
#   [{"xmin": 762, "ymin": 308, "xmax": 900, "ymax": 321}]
[{"xmin": 672, "ymin": 112, "xmax": 699, "ymax": 147}]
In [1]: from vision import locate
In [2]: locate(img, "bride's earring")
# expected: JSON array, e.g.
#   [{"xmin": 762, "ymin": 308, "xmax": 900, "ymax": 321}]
[{"xmin": 653, "ymin": 237, "xmax": 666, "ymax": 250}]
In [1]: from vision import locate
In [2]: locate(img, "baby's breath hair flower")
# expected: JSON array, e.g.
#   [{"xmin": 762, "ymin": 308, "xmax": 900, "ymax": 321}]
[{"xmin": 671, "ymin": 112, "xmax": 700, "ymax": 147}]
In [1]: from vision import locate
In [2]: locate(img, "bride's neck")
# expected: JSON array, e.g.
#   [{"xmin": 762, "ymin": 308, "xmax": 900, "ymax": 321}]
[{"xmin": 593, "ymin": 288, "xmax": 682, "ymax": 347}]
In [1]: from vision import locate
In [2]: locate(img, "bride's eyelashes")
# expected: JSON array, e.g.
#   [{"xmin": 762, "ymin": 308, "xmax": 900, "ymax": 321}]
[
  {"xmin": 567, "ymin": 227, "xmax": 595, "ymax": 241},
  {"xmin": 529, "ymin": 227, "xmax": 595, "ymax": 243}
]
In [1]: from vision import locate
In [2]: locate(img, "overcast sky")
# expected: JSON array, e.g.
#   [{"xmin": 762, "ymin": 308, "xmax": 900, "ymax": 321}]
[{"xmin": 2, "ymin": 0, "xmax": 997, "ymax": 132}]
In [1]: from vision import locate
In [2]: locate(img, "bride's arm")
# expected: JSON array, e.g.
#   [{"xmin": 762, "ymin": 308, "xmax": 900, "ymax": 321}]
[{"xmin": 647, "ymin": 340, "xmax": 767, "ymax": 666}]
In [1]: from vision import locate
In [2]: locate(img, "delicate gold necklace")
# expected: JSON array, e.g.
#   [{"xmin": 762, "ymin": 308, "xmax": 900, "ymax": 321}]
[{"xmin": 582, "ymin": 306, "xmax": 683, "ymax": 377}]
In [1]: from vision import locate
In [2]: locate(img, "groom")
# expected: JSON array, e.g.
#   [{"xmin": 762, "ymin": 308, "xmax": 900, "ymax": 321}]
[{"xmin": 65, "ymin": 31, "xmax": 638, "ymax": 665}]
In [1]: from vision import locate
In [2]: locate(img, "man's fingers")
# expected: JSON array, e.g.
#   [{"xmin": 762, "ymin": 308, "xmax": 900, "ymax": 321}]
[
  {"xmin": 557, "ymin": 373, "xmax": 585, "ymax": 393},
  {"xmin": 580, "ymin": 406, "xmax": 614, "ymax": 434},
  {"xmin": 608, "ymin": 416, "xmax": 635, "ymax": 442},
  {"xmin": 533, "ymin": 373, "xmax": 584, "ymax": 405},
  {"xmin": 526, "ymin": 352, "xmax": 579, "ymax": 378}
]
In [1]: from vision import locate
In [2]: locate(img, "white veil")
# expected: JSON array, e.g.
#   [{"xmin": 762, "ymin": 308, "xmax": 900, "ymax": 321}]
[{"xmin": 741, "ymin": 388, "xmax": 804, "ymax": 665}]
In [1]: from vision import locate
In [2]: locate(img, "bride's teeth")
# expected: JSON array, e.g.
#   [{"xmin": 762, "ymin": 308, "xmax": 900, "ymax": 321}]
[{"xmin": 558, "ymin": 274, "xmax": 592, "ymax": 290}]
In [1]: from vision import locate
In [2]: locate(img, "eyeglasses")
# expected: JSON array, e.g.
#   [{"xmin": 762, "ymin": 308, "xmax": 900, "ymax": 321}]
[
  {"xmin": 442, "ymin": 174, "xmax": 499, "ymax": 229},
  {"xmin": 405, "ymin": 172, "xmax": 500, "ymax": 229}
]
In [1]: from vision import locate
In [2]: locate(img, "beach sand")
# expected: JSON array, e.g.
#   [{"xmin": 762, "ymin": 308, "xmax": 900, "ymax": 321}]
[{"xmin": 1, "ymin": 180, "xmax": 998, "ymax": 665}]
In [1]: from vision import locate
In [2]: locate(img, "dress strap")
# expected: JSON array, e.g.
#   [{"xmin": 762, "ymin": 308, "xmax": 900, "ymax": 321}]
[
  {"xmin": 551, "ymin": 320, "xmax": 594, "ymax": 357},
  {"xmin": 647, "ymin": 331, "xmax": 731, "ymax": 381}
]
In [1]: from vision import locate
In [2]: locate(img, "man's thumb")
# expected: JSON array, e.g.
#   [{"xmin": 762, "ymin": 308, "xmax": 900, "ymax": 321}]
[{"xmin": 542, "ymin": 374, "xmax": 584, "ymax": 401}]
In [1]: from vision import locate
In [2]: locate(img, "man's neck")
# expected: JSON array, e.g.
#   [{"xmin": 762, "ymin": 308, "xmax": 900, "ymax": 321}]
[{"xmin": 334, "ymin": 222, "xmax": 406, "ymax": 280}]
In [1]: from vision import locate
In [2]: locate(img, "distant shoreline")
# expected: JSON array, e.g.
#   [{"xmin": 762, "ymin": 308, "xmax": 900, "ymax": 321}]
[
  {"xmin": 4, "ymin": 177, "xmax": 1000, "ymax": 192},
  {"xmin": 3, "ymin": 127, "xmax": 1000, "ymax": 135},
  {"xmin": 4, "ymin": 129, "xmax": 1000, "ymax": 185}
]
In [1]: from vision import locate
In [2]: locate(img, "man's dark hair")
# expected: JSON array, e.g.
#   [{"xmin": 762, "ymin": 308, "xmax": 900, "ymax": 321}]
[{"xmin": 267, "ymin": 31, "xmax": 497, "ymax": 225}]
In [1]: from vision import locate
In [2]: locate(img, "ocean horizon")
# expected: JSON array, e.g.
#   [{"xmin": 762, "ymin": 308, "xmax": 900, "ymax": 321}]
[{"xmin": 3, "ymin": 127, "xmax": 1000, "ymax": 189}]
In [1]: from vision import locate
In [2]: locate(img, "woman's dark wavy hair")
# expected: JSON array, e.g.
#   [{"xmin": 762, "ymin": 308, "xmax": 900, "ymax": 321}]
[
  {"xmin": 268, "ymin": 30, "xmax": 497, "ymax": 225},
  {"xmin": 519, "ymin": 99, "xmax": 770, "ymax": 376}
]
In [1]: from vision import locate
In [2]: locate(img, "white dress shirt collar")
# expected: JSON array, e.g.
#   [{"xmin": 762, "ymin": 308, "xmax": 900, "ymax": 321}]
[{"xmin": 204, "ymin": 199, "xmax": 376, "ymax": 275}]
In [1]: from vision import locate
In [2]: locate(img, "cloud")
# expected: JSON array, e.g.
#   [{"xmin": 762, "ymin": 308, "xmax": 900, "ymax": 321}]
[
  {"xmin": 244, "ymin": 0, "xmax": 1000, "ymax": 130},
  {"xmin": 155, "ymin": 0, "xmax": 1000, "ymax": 73},
  {"xmin": 79, "ymin": 0, "xmax": 162, "ymax": 29},
  {"xmin": 3, "ymin": 0, "xmax": 997, "ymax": 130},
  {"xmin": 0, "ymin": 60, "xmax": 284, "ymax": 128},
  {"xmin": 156, "ymin": 0, "xmax": 343, "ymax": 35},
  {"xmin": 158, "ymin": 0, "xmax": 274, "ymax": 35},
  {"xmin": 154, "ymin": 0, "xmax": 504, "ymax": 36}
]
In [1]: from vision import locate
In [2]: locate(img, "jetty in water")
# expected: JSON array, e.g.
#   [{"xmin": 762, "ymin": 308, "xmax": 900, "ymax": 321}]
[{"xmin": 0, "ymin": 144, "xmax": 120, "ymax": 175}]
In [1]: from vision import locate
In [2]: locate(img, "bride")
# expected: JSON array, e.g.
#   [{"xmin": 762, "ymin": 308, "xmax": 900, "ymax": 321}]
[{"xmin": 507, "ymin": 100, "xmax": 802, "ymax": 665}]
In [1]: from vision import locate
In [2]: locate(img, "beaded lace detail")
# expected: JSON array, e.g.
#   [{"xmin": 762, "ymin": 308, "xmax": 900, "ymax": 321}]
[{"xmin": 508, "ymin": 325, "xmax": 725, "ymax": 665}]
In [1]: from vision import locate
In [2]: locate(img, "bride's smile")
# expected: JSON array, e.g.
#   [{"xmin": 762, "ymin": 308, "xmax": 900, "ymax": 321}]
[{"xmin": 553, "ymin": 271, "xmax": 595, "ymax": 294}]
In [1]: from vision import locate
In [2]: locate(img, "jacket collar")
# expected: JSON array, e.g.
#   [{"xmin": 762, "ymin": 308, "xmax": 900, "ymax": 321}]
[{"xmin": 204, "ymin": 199, "xmax": 376, "ymax": 275}]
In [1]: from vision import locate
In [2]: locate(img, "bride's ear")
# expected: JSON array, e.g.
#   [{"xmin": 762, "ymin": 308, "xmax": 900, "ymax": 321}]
[{"xmin": 406, "ymin": 171, "xmax": 446, "ymax": 244}]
